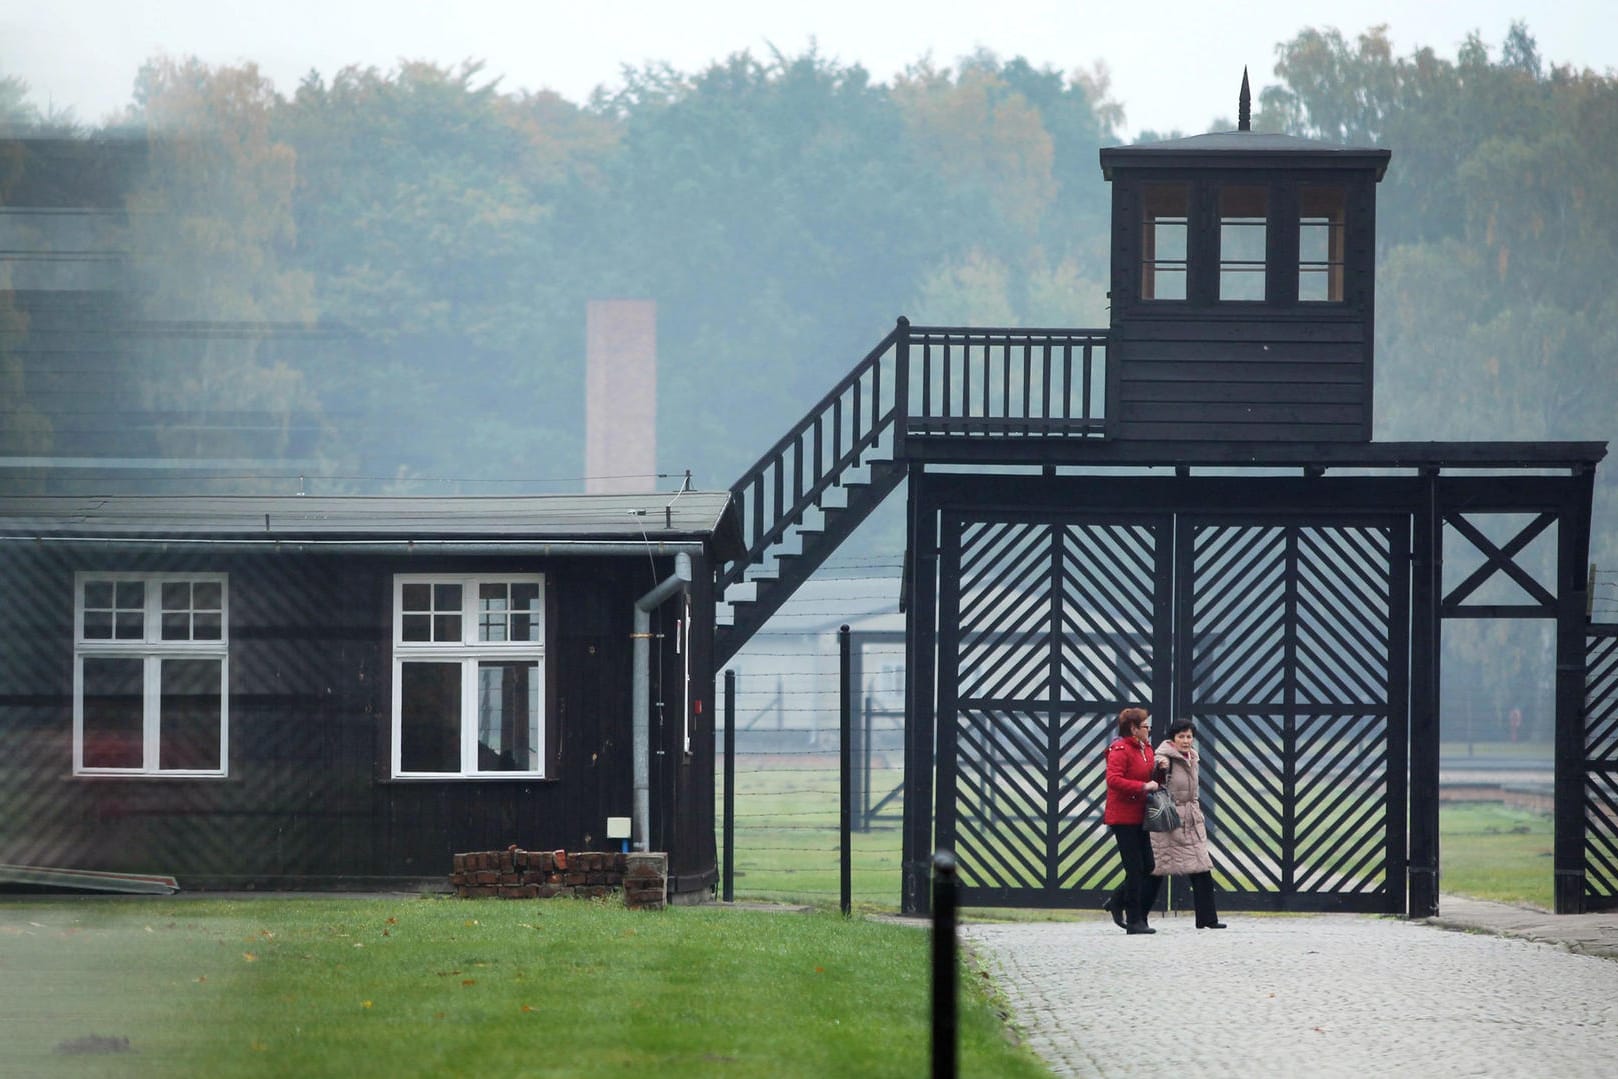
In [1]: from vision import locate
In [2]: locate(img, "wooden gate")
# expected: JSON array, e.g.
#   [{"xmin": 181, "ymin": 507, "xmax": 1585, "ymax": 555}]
[
  {"xmin": 929, "ymin": 502, "xmax": 1408, "ymax": 912},
  {"xmin": 1585, "ymin": 626, "xmax": 1618, "ymax": 912},
  {"xmin": 1176, "ymin": 517, "xmax": 1409, "ymax": 912}
]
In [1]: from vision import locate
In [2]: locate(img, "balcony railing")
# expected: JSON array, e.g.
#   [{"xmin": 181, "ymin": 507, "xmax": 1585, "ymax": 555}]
[{"xmin": 721, "ymin": 320, "xmax": 1109, "ymax": 596}]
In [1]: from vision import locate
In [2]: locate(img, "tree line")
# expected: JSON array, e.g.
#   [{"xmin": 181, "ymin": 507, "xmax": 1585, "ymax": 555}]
[{"xmin": 2, "ymin": 23, "xmax": 1614, "ymax": 557}]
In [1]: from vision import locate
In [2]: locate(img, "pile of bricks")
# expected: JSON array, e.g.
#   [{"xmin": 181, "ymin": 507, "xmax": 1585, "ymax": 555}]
[{"xmin": 450, "ymin": 848, "xmax": 667, "ymax": 910}]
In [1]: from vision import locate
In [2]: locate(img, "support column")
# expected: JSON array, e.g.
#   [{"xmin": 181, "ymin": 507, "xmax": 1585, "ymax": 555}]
[
  {"xmin": 1408, "ymin": 470, "xmax": 1442, "ymax": 918},
  {"xmin": 1554, "ymin": 468, "xmax": 1597, "ymax": 913},
  {"xmin": 902, "ymin": 468, "xmax": 938, "ymax": 915}
]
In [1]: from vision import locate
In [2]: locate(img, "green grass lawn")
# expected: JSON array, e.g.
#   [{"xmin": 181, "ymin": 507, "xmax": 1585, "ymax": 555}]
[
  {"xmin": 722, "ymin": 763, "xmax": 1560, "ymax": 912},
  {"xmin": 0, "ymin": 895, "xmax": 1051, "ymax": 1079},
  {"xmin": 1439, "ymin": 802, "xmax": 1555, "ymax": 910}
]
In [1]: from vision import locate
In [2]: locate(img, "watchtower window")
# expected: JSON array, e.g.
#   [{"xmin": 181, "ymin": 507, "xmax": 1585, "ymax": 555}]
[
  {"xmin": 1218, "ymin": 186, "xmax": 1268, "ymax": 301},
  {"xmin": 1299, "ymin": 186, "xmax": 1346, "ymax": 301},
  {"xmin": 1140, "ymin": 183, "xmax": 1188, "ymax": 300}
]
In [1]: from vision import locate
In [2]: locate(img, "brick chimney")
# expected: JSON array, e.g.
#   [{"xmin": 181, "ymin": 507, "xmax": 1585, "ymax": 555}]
[{"xmin": 584, "ymin": 299, "xmax": 657, "ymax": 494}]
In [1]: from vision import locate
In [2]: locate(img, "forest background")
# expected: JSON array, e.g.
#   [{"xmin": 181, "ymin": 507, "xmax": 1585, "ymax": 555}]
[{"xmin": 3, "ymin": 22, "xmax": 1616, "ymax": 720}]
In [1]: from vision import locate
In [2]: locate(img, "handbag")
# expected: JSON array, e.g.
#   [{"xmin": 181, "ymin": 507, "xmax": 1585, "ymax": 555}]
[{"xmin": 1142, "ymin": 759, "xmax": 1180, "ymax": 833}]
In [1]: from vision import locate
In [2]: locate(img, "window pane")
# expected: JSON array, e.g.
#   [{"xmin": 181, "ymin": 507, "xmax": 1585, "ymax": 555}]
[
  {"xmin": 115, "ymin": 581, "xmax": 145, "ymax": 609},
  {"xmin": 1298, "ymin": 268, "xmax": 1332, "ymax": 302},
  {"xmin": 479, "ymin": 583, "xmax": 509, "ymax": 642},
  {"xmin": 84, "ymin": 610, "xmax": 113, "ymax": 639},
  {"xmin": 193, "ymin": 581, "xmax": 222, "ymax": 610},
  {"xmin": 115, "ymin": 611, "xmax": 144, "ymax": 640},
  {"xmin": 511, "ymin": 583, "xmax": 540, "ymax": 642},
  {"xmin": 162, "ymin": 612, "xmax": 190, "ymax": 641},
  {"xmin": 1219, "ymin": 185, "xmax": 1267, "ymax": 301},
  {"xmin": 1299, "ymin": 186, "xmax": 1346, "ymax": 302},
  {"xmin": 402, "ymin": 614, "xmax": 431, "ymax": 642},
  {"xmin": 433, "ymin": 584, "xmax": 462, "ymax": 610},
  {"xmin": 162, "ymin": 581, "xmax": 191, "ymax": 611},
  {"xmin": 477, "ymin": 662, "xmax": 539, "ymax": 773},
  {"xmin": 433, "ymin": 614, "xmax": 462, "ymax": 642},
  {"xmin": 1141, "ymin": 183, "xmax": 1189, "ymax": 301},
  {"xmin": 401, "ymin": 662, "xmax": 461, "ymax": 772},
  {"xmin": 193, "ymin": 612, "xmax": 222, "ymax": 641},
  {"xmin": 82, "ymin": 657, "xmax": 143, "ymax": 768},
  {"xmin": 84, "ymin": 580, "xmax": 114, "ymax": 608},
  {"xmin": 402, "ymin": 583, "xmax": 431, "ymax": 611},
  {"xmin": 159, "ymin": 658, "xmax": 222, "ymax": 771}
]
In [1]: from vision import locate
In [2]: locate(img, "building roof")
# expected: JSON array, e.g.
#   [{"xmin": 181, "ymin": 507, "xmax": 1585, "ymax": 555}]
[
  {"xmin": 1100, "ymin": 129, "xmax": 1391, "ymax": 180},
  {"xmin": 0, "ymin": 492, "xmax": 744, "ymax": 558}
]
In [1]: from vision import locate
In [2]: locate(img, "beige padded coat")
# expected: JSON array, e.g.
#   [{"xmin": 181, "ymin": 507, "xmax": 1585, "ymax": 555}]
[{"xmin": 1149, "ymin": 739, "xmax": 1212, "ymax": 876}]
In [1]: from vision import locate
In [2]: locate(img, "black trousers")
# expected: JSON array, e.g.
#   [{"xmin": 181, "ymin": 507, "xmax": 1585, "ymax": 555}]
[
  {"xmin": 1108, "ymin": 824, "xmax": 1161, "ymax": 925},
  {"xmin": 1181, "ymin": 870, "xmax": 1220, "ymax": 926}
]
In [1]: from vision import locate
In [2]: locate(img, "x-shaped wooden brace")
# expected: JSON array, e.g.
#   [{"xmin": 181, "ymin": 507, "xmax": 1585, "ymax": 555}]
[{"xmin": 1442, "ymin": 511, "xmax": 1557, "ymax": 613}]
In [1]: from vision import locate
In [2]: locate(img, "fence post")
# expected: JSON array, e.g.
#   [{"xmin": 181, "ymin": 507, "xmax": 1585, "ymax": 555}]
[
  {"xmin": 840, "ymin": 624, "xmax": 852, "ymax": 917},
  {"xmin": 931, "ymin": 849, "xmax": 958, "ymax": 1079},
  {"xmin": 723, "ymin": 668, "xmax": 736, "ymax": 903},
  {"xmin": 894, "ymin": 316, "xmax": 910, "ymax": 460}
]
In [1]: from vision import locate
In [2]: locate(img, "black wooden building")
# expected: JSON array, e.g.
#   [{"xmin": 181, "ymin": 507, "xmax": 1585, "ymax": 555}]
[
  {"xmin": 713, "ymin": 97, "xmax": 1609, "ymax": 917},
  {"xmin": 0, "ymin": 493, "xmax": 741, "ymax": 897}
]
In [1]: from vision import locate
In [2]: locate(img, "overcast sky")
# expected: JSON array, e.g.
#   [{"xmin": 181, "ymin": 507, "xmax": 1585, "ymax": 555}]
[{"xmin": 3, "ymin": 1, "xmax": 1613, "ymax": 137}]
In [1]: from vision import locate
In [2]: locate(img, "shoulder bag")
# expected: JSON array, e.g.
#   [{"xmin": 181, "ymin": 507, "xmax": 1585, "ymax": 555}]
[{"xmin": 1143, "ymin": 758, "xmax": 1180, "ymax": 833}]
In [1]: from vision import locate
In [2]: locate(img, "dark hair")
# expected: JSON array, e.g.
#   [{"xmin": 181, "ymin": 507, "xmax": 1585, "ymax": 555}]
[
  {"xmin": 1117, "ymin": 707, "xmax": 1150, "ymax": 738},
  {"xmin": 1167, "ymin": 718, "xmax": 1195, "ymax": 737}
]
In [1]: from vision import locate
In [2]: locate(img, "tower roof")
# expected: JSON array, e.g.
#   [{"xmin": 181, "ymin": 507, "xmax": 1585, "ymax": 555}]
[{"xmin": 1100, "ymin": 129, "xmax": 1391, "ymax": 180}]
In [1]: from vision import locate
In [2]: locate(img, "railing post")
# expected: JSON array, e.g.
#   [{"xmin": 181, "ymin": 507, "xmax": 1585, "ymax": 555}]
[
  {"xmin": 840, "ymin": 624, "xmax": 852, "ymax": 917},
  {"xmin": 931, "ymin": 849, "xmax": 958, "ymax": 1079},
  {"xmin": 894, "ymin": 316, "xmax": 910, "ymax": 460},
  {"xmin": 723, "ymin": 668, "xmax": 736, "ymax": 903}
]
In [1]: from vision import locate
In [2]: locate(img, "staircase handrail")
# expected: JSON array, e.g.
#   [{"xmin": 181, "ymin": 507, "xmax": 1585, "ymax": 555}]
[{"xmin": 721, "ymin": 322, "xmax": 904, "ymax": 590}]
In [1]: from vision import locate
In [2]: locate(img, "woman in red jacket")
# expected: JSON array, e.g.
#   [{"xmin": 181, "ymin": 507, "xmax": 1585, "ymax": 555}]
[{"xmin": 1102, "ymin": 706, "xmax": 1163, "ymax": 934}]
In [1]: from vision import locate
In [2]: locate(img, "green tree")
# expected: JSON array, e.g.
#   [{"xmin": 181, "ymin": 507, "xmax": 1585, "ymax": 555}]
[
  {"xmin": 279, "ymin": 61, "xmax": 606, "ymax": 489},
  {"xmin": 122, "ymin": 57, "xmax": 323, "ymax": 476}
]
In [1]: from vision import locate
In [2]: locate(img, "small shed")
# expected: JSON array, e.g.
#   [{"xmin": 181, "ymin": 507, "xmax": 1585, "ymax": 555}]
[{"xmin": 0, "ymin": 492, "xmax": 742, "ymax": 898}]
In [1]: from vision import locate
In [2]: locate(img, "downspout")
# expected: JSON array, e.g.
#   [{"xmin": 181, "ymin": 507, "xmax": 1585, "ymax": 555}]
[{"xmin": 633, "ymin": 551, "xmax": 692, "ymax": 851}]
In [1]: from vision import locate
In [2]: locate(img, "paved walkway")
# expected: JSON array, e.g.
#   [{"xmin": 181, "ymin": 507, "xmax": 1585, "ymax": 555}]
[{"xmin": 961, "ymin": 897, "xmax": 1618, "ymax": 1078}]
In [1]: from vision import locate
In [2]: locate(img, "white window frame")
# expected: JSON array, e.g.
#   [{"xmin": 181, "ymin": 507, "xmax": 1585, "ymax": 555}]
[
  {"xmin": 72, "ymin": 571, "xmax": 230, "ymax": 777},
  {"xmin": 390, "ymin": 573, "xmax": 546, "ymax": 779}
]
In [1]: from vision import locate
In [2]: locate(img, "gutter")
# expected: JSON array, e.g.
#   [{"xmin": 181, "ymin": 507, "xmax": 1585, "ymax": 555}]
[
  {"xmin": 0, "ymin": 536, "xmax": 710, "ymax": 557},
  {"xmin": 632, "ymin": 551, "xmax": 692, "ymax": 851}
]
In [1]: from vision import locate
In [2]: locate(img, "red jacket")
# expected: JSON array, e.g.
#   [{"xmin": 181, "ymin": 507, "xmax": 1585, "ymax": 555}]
[{"xmin": 1103, "ymin": 736, "xmax": 1157, "ymax": 825}]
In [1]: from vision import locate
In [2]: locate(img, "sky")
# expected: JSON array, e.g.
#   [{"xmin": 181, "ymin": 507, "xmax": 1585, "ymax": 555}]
[{"xmin": 2, "ymin": 1, "xmax": 1614, "ymax": 137}]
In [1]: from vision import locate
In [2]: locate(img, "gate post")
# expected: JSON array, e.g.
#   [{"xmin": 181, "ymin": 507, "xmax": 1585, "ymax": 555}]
[
  {"xmin": 902, "ymin": 470, "xmax": 939, "ymax": 915},
  {"xmin": 1554, "ymin": 468, "xmax": 1597, "ymax": 913},
  {"xmin": 1408, "ymin": 470, "xmax": 1442, "ymax": 918}
]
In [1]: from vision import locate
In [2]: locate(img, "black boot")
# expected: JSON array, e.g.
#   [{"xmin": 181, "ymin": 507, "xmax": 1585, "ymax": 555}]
[
  {"xmin": 1125, "ymin": 922, "xmax": 1156, "ymax": 935},
  {"xmin": 1101, "ymin": 895, "xmax": 1127, "ymax": 930}
]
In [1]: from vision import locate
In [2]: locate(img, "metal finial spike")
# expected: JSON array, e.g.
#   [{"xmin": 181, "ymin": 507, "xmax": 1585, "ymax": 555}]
[{"xmin": 1238, "ymin": 67, "xmax": 1252, "ymax": 132}]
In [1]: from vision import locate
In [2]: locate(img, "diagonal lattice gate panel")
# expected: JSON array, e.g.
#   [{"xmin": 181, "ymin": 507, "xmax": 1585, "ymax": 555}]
[
  {"xmin": 933, "ymin": 509, "xmax": 1406, "ymax": 912},
  {"xmin": 939, "ymin": 515, "xmax": 1167, "ymax": 904},
  {"xmin": 1586, "ymin": 629, "xmax": 1618, "ymax": 910},
  {"xmin": 1184, "ymin": 519, "xmax": 1406, "ymax": 912}
]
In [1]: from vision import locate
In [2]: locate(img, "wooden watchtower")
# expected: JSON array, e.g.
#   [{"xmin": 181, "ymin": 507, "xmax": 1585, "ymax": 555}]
[
  {"xmin": 1100, "ymin": 88, "xmax": 1389, "ymax": 442},
  {"xmin": 714, "ymin": 79, "xmax": 1606, "ymax": 918}
]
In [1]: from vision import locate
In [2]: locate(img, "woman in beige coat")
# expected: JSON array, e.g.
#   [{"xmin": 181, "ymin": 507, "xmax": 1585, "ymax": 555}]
[{"xmin": 1150, "ymin": 718, "xmax": 1226, "ymax": 928}]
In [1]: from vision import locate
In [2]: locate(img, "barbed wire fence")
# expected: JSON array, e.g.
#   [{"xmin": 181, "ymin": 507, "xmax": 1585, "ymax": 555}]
[
  {"xmin": 1591, "ymin": 565, "xmax": 1618, "ymax": 622},
  {"xmin": 716, "ymin": 557, "xmax": 908, "ymax": 909}
]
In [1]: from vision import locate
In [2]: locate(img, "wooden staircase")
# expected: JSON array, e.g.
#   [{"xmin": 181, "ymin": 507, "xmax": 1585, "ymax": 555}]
[{"xmin": 715, "ymin": 319, "xmax": 1109, "ymax": 665}]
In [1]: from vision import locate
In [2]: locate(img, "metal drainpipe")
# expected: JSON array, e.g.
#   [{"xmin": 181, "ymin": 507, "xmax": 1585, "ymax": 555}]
[{"xmin": 633, "ymin": 551, "xmax": 692, "ymax": 852}]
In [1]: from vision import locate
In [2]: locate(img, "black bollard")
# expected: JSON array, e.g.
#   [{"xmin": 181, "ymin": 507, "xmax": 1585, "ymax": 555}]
[
  {"xmin": 931, "ymin": 849, "xmax": 958, "ymax": 1079},
  {"xmin": 840, "ymin": 624, "xmax": 852, "ymax": 917}
]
